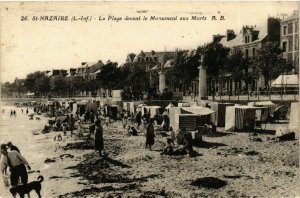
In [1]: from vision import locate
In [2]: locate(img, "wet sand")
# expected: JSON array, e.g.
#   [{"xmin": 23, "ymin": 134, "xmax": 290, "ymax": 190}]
[{"xmin": 0, "ymin": 105, "xmax": 299, "ymax": 197}]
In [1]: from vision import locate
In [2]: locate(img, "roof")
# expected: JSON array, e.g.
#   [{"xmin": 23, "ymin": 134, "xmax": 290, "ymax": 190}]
[
  {"xmin": 219, "ymin": 25, "xmax": 268, "ymax": 48},
  {"xmin": 133, "ymin": 51, "xmax": 176, "ymax": 62},
  {"xmin": 282, "ymin": 11, "xmax": 299, "ymax": 22},
  {"xmin": 271, "ymin": 74, "xmax": 299, "ymax": 87}
]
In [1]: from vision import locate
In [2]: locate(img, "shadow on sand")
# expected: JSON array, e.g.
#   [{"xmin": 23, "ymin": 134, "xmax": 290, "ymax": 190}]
[
  {"xmin": 193, "ymin": 140, "xmax": 227, "ymax": 148},
  {"xmin": 102, "ymin": 155, "xmax": 131, "ymax": 168}
]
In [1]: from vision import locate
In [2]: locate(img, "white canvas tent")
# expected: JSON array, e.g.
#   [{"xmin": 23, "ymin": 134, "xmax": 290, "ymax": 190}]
[
  {"xmin": 225, "ymin": 106, "xmax": 266, "ymax": 131},
  {"xmin": 169, "ymin": 107, "xmax": 214, "ymax": 132},
  {"xmin": 271, "ymin": 74, "xmax": 299, "ymax": 88},
  {"xmin": 165, "ymin": 103, "xmax": 175, "ymax": 109},
  {"xmin": 289, "ymin": 102, "xmax": 299, "ymax": 132}
]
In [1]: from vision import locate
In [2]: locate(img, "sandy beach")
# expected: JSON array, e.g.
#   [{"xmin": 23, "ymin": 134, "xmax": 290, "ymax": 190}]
[{"xmin": 0, "ymin": 104, "xmax": 299, "ymax": 198}]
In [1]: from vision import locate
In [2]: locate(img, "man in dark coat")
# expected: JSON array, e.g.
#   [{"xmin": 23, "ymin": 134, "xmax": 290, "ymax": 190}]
[
  {"xmin": 94, "ymin": 120, "xmax": 104, "ymax": 156},
  {"xmin": 145, "ymin": 119, "xmax": 155, "ymax": 150}
]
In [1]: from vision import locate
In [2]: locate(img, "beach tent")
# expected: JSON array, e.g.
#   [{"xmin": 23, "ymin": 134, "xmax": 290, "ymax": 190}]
[
  {"xmin": 271, "ymin": 74, "xmax": 299, "ymax": 88},
  {"xmin": 225, "ymin": 106, "xmax": 266, "ymax": 132},
  {"xmin": 210, "ymin": 102, "xmax": 234, "ymax": 127},
  {"xmin": 289, "ymin": 102, "xmax": 298, "ymax": 132},
  {"xmin": 171, "ymin": 107, "xmax": 215, "ymax": 132},
  {"xmin": 123, "ymin": 102, "xmax": 128, "ymax": 110},
  {"xmin": 105, "ymin": 105, "xmax": 119, "ymax": 120},
  {"xmin": 169, "ymin": 107, "xmax": 181, "ymax": 131},
  {"xmin": 87, "ymin": 101, "xmax": 98, "ymax": 113},
  {"xmin": 143, "ymin": 106, "xmax": 163, "ymax": 118},
  {"xmin": 127, "ymin": 102, "xmax": 135, "ymax": 113},
  {"xmin": 178, "ymin": 103, "xmax": 190, "ymax": 107},
  {"xmin": 165, "ymin": 103, "xmax": 175, "ymax": 109},
  {"xmin": 248, "ymin": 101, "xmax": 277, "ymax": 115}
]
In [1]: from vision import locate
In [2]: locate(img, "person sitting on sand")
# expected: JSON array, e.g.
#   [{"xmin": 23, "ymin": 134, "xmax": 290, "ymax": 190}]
[
  {"xmin": 94, "ymin": 120, "xmax": 104, "ymax": 157},
  {"xmin": 161, "ymin": 138, "xmax": 175, "ymax": 155},
  {"xmin": 7, "ymin": 142, "xmax": 20, "ymax": 153},
  {"xmin": 128, "ymin": 126, "xmax": 138, "ymax": 136}
]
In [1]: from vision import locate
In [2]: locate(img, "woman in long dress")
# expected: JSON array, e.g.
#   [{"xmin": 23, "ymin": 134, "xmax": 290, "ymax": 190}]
[
  {"xmin": 94, "ymin": 120, "xmax": 104, "ymax": 156},
  {"xmin": 145, "ymin": 119, "xmax": 155, "ymax": 150}
]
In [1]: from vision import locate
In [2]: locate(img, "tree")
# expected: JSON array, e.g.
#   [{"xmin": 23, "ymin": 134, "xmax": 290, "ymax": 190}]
[
  {"xmin": 197, "ymin": 42, "xmax": 230, "ymax": 81},
  {"xmin": 255, "ymin": 41, "xmax": 291, "ymax": 86},
  {"xmin": 98, "ymin": 61, "xmax": 119, "ymax": 94},
  {"xmin": 49, "ymin": 76, "xmax": 67, "ymax": 97},
  {"xmin": 227, "ymin": 50, "xmax": 249, "ymax": 94},
  {"xmin": 24, "ymin": 71, "xmax": 50, "ymax": 96}
]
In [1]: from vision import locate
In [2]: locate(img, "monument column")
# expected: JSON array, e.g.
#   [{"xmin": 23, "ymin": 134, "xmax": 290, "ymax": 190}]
[
  {"xmin": 198, "ymin": 55, "xmax": 207, "ymax": 99},
  {"xmin": 159, "ymin": 71, "xmax": 166, "ymax": 93}
]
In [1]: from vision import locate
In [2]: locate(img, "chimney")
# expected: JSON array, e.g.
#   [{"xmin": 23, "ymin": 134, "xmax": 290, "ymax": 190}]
[
  {"xmin": 81, "ymin": 62, "xmax": 87, "ymax": 66},
  {"xmin": 212, "ymin": 34, "xmax": 225, "ymax": 42},
  {"xmin": 226, "ymin": 29, "xmax": 235, "ymax": 41}
]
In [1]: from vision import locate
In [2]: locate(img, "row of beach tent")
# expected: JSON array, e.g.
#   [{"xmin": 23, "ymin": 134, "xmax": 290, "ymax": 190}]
[{"xmin": 47, "ymin": 98, "xmax": 298, "ymax": 133}]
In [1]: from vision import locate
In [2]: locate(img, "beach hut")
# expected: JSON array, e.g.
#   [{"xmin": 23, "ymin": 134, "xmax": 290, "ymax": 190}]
[
  {"xmin": 171, "ymin": 107, "xmax": 214, "ymax": 132},
  {"xmin": 143, "ymin": 106, "xmax": 163, "ymax": 118},
  {"xmin": 210, "ymin": 102, "xmax": 234, "ymax": 127},
  {"xmin": 77, "ymin": 100, "xmax": 89, "ymax": 116},
  {"xmin": 165, "ymin": 103, "xmax": 175, "ymax": 109},
  {"xmin": 225, "ymin": 106, "xmax": 267, "ymax": 132},
  {"xmin": 289, "ymin": 102, "xmax": 298, "ymax": 133},
  {"xmin": 127, "ymin": 102, "xmax": 135, "ymax": 113},
  {"xmin": 106, "ymin": 105, "xmax": 119, "ymax": 120}
]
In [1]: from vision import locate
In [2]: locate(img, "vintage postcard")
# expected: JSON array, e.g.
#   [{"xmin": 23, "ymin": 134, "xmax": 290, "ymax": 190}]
[{"xmin": 0, "ymin": 1, "xmax": 299, "ymax": 197}]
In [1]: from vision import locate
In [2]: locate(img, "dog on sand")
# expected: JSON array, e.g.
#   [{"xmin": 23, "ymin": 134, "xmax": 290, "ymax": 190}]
[{"xmin": 9, "ymin": 175, "xmax": 44, "ymax": 198}]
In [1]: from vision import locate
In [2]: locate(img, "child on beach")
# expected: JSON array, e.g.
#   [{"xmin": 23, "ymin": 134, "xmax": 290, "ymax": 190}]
[{"xmin": 76, "ymin": 120, "xmax": 84, "ymax": 139}]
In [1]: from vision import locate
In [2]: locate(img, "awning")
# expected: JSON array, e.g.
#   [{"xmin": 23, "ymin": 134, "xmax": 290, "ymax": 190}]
[
  {"xmin": 181, "ymin": 107, "xmax": 215, "ymax": 116},
  {"xmin": 271, "ymin": 74, "xmax": 299, "ymax": 88}
]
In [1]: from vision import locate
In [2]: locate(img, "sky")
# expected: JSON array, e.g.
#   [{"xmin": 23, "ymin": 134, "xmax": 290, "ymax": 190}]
[{"xmin": 0, "ymin": 1, "xmax": 298, "ymax": 83}]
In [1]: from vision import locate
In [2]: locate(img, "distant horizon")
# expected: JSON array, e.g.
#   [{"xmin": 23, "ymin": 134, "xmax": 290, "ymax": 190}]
[{"xmin": 0, "ymin": 1, "xmax": 298, "ymax": 83}]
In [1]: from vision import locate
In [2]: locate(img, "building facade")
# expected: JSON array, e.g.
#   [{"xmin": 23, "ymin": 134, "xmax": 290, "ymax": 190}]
[
  {"xmin": 280, "ymin": 11, "xmax": 299, "ymax": 73},
  {"xmin": 216, "ymin": 17, "xmax": 281, "ymax": 95}
]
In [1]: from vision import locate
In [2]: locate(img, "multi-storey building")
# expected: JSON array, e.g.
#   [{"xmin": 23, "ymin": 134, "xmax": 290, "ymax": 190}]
[
  {"xmin": 280, "ymin": 10, "xmax": 299, "ymax": 73},
  {"xmin": 216, "ymin": 17, "xmax": 281, "ymax": 94}
]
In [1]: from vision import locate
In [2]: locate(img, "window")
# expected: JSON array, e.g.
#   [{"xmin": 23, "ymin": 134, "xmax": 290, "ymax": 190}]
[
  {"xmin": 153, "ymin": 57, "xmax": 157, "ymax": 61},
  {"xmin": 146, "ymin": 57, "xmax": 149, "ymax": 62},
  {"xmin": 252, "ymin": 48, "xmax": 255, "ymax": 57},
  {"xmin": 283, "ymin": 26, "xmax": 287, "ymax": 35},
  {"xmin": 295, "ymin": 22, "xmax": 298, "ymax": 33},
  {"xmin": 288, "ymin": 23, "xmax": 293, "ymax": 34},
  {"xmin": 245, "ymin": 49, "xmax": 249, "ymax": 59},
  {"xmin": 295, "ymin": 37, "xmax": 299, "ymax": 51},
  {"xmin": 138, "ymin": 57, "xmax": 141, "ymax": 62},
  {"xmin": 282, "ymin": 41, "xmax": 287, "ymax": 52}
]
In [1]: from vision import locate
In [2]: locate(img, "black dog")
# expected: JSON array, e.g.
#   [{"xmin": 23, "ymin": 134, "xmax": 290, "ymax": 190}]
[{"xmin": 10, "ymin": 175, "xmax": 44, "ymax": 198}]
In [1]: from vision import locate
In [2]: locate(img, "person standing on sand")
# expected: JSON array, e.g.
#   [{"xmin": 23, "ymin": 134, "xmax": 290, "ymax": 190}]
[
  {"xmin": 145, "ymin": 119, "xmax": 155, "ymax": 150},
  {"xmin": 136, "ymin": 111, "xmax": 142, "ymax": 129},
  {"xmin": 69, "ymin": 114, "xmax": 75, "ymax": 136},
  {"xmin": 76, "ymin": 120, "xmax": 84, "ymax": 139},
  {"xmin": 0, "ymin": 144, "xmax": 31, "ymax": 187},
  {"xmin": 26, "ymin": 108, "xmax": 29, "ymax": 115},
  {"xmin": 94, "ymin": 120, "xmax": 104, "ymax": 156}
]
